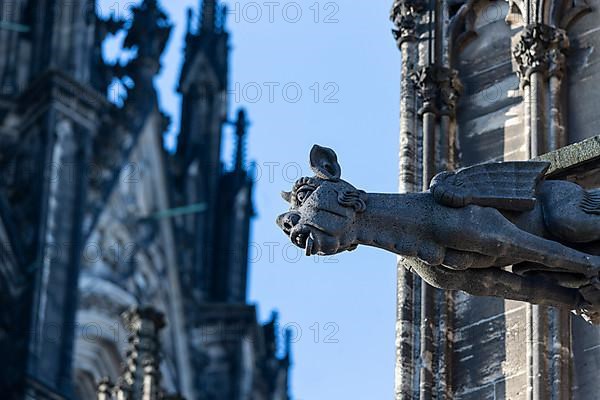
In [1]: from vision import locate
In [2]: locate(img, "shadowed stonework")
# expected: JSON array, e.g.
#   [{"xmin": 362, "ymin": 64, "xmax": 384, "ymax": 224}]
[
  {"xmin": 0, "ymin": 1, "xmax": 290, "ymax": 399},
  {"xmin": 388, "ymin": 0, "xmax": 600, "ymax": 397}
]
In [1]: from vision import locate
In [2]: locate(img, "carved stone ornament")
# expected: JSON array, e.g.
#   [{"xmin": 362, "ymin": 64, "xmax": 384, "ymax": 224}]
[
  {"xmin": 277, "ymin": 145, "xmax": 600, "ymax": 322},
  {"xmin": 513, "ymin": 23, "xmax": 569, "ymax": 87},
  {"xmin": 412, "ymin": 65, "xmax": 463, "ymax": 115},
  {"xmin": 96, "ymin": 306, "xmax": 186, "ymax": 400},
  {"xmin": 390, "ymin": 0, "xmax": 426, "ymax": 46}
]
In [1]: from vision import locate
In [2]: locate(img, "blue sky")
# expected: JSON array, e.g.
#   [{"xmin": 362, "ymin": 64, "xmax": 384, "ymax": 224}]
[{"xmin": 100, "ymin": 1, "xmax": 401, "ymax": 398}]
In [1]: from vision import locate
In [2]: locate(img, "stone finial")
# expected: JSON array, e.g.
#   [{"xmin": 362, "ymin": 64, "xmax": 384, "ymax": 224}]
[
  {"xmin": 200, "ymin": 0, "xmax": 218, "ymax": 33},
  {"xmin": 114, "ymin": 306, "xmax": 166, "ymax": 400},
  {"xmin": 234, "ymin": 108, "xmax": 249, "ymax": 172},
  {"xmin": 122, "ymin": 306, "xmax": 166, "ymax": 332},
  {"xmin": 142, "ymin": 359, "xmax": 161, "ymax": 400},
  {"xmin": 121, "ymin": 0, "xmax": 172, "ymax": 91},
  {"xmin": 513, "ymin": 23, "xmax": 569, "ymax": 87},
  {"xmin": 98, "ymin": 307, "xmax": 183, "ymax": 400},
  {"xmin": 97, "ymin": 378, "xmax": 115, "ymax": 400}
]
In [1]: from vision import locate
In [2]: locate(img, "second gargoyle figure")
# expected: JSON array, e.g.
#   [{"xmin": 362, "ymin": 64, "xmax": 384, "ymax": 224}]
[{"xmin": 276, "ymin": 145, "xmax": 600, "ymax": 318}]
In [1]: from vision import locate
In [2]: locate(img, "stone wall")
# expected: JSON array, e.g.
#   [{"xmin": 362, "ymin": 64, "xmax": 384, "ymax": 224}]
[
  {"xmin": 567, "ymin": 0, "xmax": 600, "ymax": 144},
  {"xmin": 392, "ymin": 0, "xmax": 600, "ymax": 398},
  {"xmin": 456, "ymin": 0, "xmax": 526, "ymax": 165}
]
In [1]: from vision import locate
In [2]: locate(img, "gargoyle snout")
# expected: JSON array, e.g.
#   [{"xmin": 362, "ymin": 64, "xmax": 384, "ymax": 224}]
[{"xmin": 277, "ymin": 212, "xmax": 301, "ymax": 235}]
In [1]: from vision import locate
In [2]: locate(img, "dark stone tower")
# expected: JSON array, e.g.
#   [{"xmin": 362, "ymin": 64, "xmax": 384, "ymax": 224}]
[
  {"xmin": 0, "ymin": 0, "xmax": 169, "ymax": 398},
  {"xmin": 0, "ymin": 1, "xmax": 290, "ymax": 399},
  {"xmin": 166, "ymin": 2, "xmax": 289, "ymax": 398},
  {"xmin": 172, "ymin": 0, "xmax": 230, "ymax": 302},
  {"xmin": 170, "ymin": 0, "xmax": 255, "ymax": 305},
  {"xmin": 214, "ymin": 108, "xmax": 254, "ymax": 303},
  {"xmin": 0, "ymin": 0, "xmax": 104, "ymax": 396}
]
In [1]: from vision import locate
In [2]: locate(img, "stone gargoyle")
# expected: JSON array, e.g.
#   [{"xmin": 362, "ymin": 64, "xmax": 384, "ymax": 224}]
[{"xmin": 276, "ymin": 145, "xmax": 600, "ymax": 322}]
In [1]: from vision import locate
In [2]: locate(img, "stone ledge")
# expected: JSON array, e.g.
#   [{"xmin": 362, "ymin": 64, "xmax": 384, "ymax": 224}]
[{"xmin": 536, "ymin": 135, "xmax": 600, "ymax": 188}]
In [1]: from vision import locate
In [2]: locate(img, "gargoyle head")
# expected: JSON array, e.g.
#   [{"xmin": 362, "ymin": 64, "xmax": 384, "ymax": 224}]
[{"xmin": 276, "ymin": 145, "xmax": 367, "ymax": 256}]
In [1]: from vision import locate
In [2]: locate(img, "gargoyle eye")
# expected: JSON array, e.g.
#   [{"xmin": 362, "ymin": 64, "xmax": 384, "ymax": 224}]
[{"xmin": 296, "ymin": 185, "xmax": 315, "ymax": 205}]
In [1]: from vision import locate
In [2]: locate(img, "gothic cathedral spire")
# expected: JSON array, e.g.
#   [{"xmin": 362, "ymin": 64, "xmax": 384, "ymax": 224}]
[
  {"xmin": 234, "ymin": 108, "xmax": 249, "ymax": 172},
  {"xmin": 200, "ymin": 0, "xmax": 218, "ymax": 33}
]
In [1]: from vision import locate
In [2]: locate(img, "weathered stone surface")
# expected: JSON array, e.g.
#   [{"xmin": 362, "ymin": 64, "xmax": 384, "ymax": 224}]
[
  {"xmin": 572, "ymin": 316, "xmax": 600, "ymax": 397},
  {"xmin": 567, "ymin": 1, "xmax": 600, "ymax": 144},
  {"xmin": 455, "ymin": 1, "xmax": 527, "ymax": 165},
  {"xmin": 277, "ymin": 145, "xmax": 600, "ymax": 319},
  {"xmin": 513, "ymin": 24, "xmax": 569, "ymax": 87},
  {"xmin": 391, "ymin": 0, "xmax": 600, "ymax": 398},
  {"xmin": 537, "ymin": 135, "xmax": 600, "ymax": 188}
]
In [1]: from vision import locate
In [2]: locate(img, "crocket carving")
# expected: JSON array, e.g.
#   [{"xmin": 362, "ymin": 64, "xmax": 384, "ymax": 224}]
[{"xmin": 276, "ymin": 145, "xmax": 600, "ymax": 322}]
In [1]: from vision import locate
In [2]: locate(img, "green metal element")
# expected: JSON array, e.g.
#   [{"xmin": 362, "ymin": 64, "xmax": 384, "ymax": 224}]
[
  {"xmin": 0, "ymin": 22, "xmax": 30, "ymax": 33},
  {"xmin": 150, "ymin": 203, "xmax": 207, "ymax": 219}
]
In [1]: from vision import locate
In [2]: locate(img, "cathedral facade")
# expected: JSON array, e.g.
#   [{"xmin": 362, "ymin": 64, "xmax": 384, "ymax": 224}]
[
  {"xmin": 0, "ymin": 1, "xmax": 290, "ymax": 399},
  {"xmin": 391, "ymin": 0, "xmax": 600, "ymax": 398}
]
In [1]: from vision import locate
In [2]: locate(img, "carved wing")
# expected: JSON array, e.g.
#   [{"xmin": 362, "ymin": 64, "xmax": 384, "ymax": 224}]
[
  {"xmin": 430, "ymin": 161, "xmax": 551, "ymax": 211},
  {"xmin": 581, "ymin": 189, "xmax": 600, "ymax": 215}
]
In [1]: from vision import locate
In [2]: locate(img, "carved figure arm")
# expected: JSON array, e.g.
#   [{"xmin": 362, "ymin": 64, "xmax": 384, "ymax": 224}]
[{"xmin": 402, "ymin": 257, "xmax": 581, "ymax": 309}]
